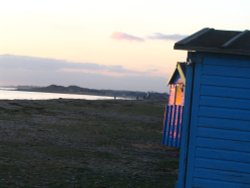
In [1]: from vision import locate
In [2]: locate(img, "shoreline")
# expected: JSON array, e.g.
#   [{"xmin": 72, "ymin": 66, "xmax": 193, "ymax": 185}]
[{"xmin": 15, "ymin": 84, "xmax": 168, "ymax": 100}]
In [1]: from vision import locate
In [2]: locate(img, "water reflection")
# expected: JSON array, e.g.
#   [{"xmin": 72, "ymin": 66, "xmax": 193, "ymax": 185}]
[{"xmin": 0, "ymin": 88, "xmax": 114, "ymax": 100}]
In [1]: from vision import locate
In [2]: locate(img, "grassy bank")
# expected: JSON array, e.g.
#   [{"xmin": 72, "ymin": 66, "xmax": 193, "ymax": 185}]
[{"xmin": 0, "ymin": 99, "xmax": 178, "ymax": 188}]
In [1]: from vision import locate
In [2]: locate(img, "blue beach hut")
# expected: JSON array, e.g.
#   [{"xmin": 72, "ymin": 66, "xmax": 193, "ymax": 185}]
[
  {"xmin": 173, "ymin": 28, "xmax": 250, "ymax": 188},
  {"xmin": 162, "ymin": 62, "xmax": 186, "ymax": 148}
]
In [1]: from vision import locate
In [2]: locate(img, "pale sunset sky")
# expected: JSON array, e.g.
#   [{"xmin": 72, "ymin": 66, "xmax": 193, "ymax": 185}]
[{"xmin": 0, "ymin": 0, "xmax": 249, "ymax": 92}]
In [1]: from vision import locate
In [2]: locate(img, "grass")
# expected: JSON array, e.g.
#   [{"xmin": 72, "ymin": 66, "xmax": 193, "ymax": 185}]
[{"xmin": 0, "ymin": 99, "xmax": 179, "ymax": 188}]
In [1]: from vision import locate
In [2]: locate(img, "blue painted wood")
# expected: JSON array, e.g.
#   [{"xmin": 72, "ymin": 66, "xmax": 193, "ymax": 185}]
[
  {"xmin": 165, "ymin": 105, "xmax": 171, "ymax": 145},
  {"xmin": 185, "ymin": 61, "xmax": 203, "ymax": 188},
  {"xmin": 170, "ymin": 106, "xmax": 177, "ymax": 147},
  {"xmin": 194, "ymin": 168, "xmax": 250, "ymax": 184},
  {"xmin": 203, "ymin": 64, "xmax": 250, "ymax": 79},
  {"xmin": 175, "ymin": 106, "xmax": 182, "ymax": 148},
  {"xmin": 174, "ymin": 106, "xmax": 180, "ymax": 147},
  {"xmin": 203, "ymin": 54, "xmax": 250, "ymax": 68},
  {"xmin": 176, "ymin": 59, "xmax": 194, "ymax": 188},
  {"xmin": 193, "ymin": 178, "xmax": 250, "ymax": 188},
  {"xmin": 196, "ymin": 148, "xmax": 250, "ymax": 163},
  {"xmin": 178, "ymin": 106, "xmax": 183, "ymax": 148},
  {"xmin": 200, "ymin": 96, "xmax": 250, "ymax": 110},
  {"xmin": 163, "ymin": 105, "xmax": 169, "ymax": 145},
  {"xmin": 161, "ymin": 105, "xmax": 168, "ymax": 145},
  {"xmin": 201, "ymin": 85, "xmax": 250, "ymax": 100},
  {"xmin": 175, "ymin": 106, "xmax": 183, "ymax": 148},
  {"xmin": 195, "ymin": 158, "xmax": 250, "ymax": 174},
  {"xmin": 162, "ymin": 105, "xmax": 183, "ymax": 148},
  {"xmin": 199, "ymin": 106, "xmax": 250, "ymax": 121},
  {"xmin": 201, "ymin": 74, "xmax": 250, "ymax": 89},
  {"xmin": 167, "ymin": 106, "xmax": 173, "ymax": 146},
  {"xmin": 196, "ymin": 137, "xmax": 250, "ymax": 153},
  {"xmin": 177, "ymin": 53, "xmax": 250, "ymax": 188},
  {"xmin": 172, "ymin": 106, "xmax": 177, "ymax": 147},
  {"xmin": 198, "ymin": 117, "xmax": 250, "ymax": 132},
  {"xmin": 197, "ymin": 127, "xmax": 250, "ymax": 142},
  {"xmin": 166, "ymin": 106, "xmax": 173, "ymax": 145}
]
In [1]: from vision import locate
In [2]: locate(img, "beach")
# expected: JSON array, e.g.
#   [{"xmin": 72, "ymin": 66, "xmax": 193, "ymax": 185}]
[{"xmin": 0, "ymin": 99, "xmax": 178, "ymax": 187}]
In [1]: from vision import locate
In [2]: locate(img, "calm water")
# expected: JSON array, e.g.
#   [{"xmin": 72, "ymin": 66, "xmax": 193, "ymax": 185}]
[{"xmin": 0, "ymin": 88, "xmax": 115, "ymax": 100}]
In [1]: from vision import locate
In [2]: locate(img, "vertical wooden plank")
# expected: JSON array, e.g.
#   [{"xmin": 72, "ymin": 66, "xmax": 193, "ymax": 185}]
[
  {"xmin": 168, "ymin": 106, "xmax": 176, "ymax": 147},
  {"xmin": 164, "ymin": 105, "xmax": 171, "ymax": 145},
  {"xmin": 175, "ymin": 106, "xmax": 182, "ymax": 148},
  {"xmin": 174, "ymin": 106, "xmax": 178, "ymax": 147},
  {"xmin": 166, "ymin": 106, "xmax": 173, "ymax": 145},
  {"xmin": 161, "ymin": 105, "xmax": 169, "ymax": 145},
  {"xmin": 170, "ymin": 105, "xmax": 178, "ymax": 147},
  {"xmin": 176, "ymin": 55, "xmax": 195, "ymax": 188},
  {"xmin": 185, "ymin": 59, "xmax": 203, "ymax": 188},
  {"xmin": 163, "ymin": 104, "xmax": 184, "ymax": 148},
  {"xmin": 179, "ymin": 106, "xmax": 184, "ymax": 147},
  {"xmin": 173, "ymin": 106, "xmax": 179, "ymax": 147}
]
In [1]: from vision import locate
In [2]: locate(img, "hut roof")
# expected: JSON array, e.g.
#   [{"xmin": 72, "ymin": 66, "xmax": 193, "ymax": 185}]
[
  {"xmin": 168, "ymin": 62, "xmax": 186, "ymax": 85},
  {"xmin": 174, "ymin": 28, "xmax": 250, "ymax": 56}
]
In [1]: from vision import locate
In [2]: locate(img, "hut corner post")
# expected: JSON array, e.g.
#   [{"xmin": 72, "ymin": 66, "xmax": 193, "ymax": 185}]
[{"xmin": 175, "ymin": 53, "xmax": 195, "ymax": 188}]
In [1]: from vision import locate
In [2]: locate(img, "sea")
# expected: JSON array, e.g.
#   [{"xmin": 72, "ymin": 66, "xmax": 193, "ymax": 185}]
[{"xmin": 0, "ymin": 87, "xmax": 116, "ymax": 100}]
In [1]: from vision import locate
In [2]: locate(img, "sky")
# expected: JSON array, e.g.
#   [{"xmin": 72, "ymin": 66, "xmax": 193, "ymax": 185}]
[{"xmin": 0, "ymin": 0, "xmax": 249, "ymax": 92}]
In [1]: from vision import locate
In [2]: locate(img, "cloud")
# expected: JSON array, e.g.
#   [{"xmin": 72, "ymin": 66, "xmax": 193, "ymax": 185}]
[
  {"xmin": 0, "ymin": 54, "xmax": 166, "ymax": 92},
  {"xmin": 110, "ymin": 32, "xmax": 187, "ymax": 42},
  {"xmin": 148, "ymin": 33, "xmax": 187, "ymax": 41},
  {"xmin": 0, "ymin": 54, "xmax": 140, "ymax": 75},
  {"xmin": 111, "ymin": 32, "xmax": 144, "ymax": 42}
]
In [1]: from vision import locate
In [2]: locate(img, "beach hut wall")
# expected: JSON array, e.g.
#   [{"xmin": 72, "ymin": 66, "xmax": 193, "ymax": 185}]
[
  {"xmin": 174, "ymin": 28, "xmax": 250, "ymax": 188},
  {"xmin": 162, "ymin": 62, "xmax": 186, "ymax": 148}
]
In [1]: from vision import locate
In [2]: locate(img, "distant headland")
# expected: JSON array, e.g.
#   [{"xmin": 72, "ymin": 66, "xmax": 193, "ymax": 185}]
[{"xmin": 16, "ymin": 85, "xmax": 168, "ymax": 100}]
